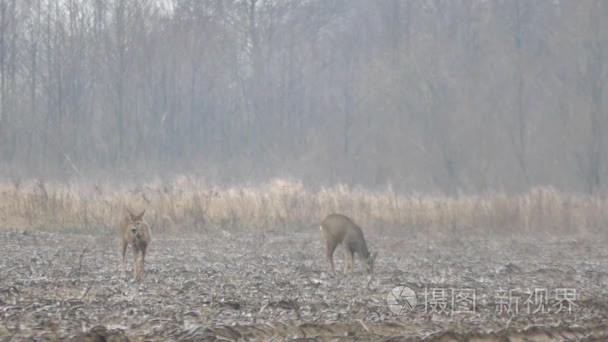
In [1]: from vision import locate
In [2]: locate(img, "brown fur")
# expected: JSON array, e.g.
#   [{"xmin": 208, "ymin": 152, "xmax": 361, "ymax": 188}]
[
  {"xmin": 320, "ymin": 213, "xmax": 377, "ymax": 274},
  {"xmin": 120, "ymin": 209, "xmax": 151, "ymax": 280}
]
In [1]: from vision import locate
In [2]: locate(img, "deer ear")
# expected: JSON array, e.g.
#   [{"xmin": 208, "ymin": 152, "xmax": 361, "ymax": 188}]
[
  {"xmin": 137, "ymin": 209, "xmax": 146, "ymax": 219},
  {"xmin": 127, "ymin": 208, "xmax": 136, "ymax": 220}
]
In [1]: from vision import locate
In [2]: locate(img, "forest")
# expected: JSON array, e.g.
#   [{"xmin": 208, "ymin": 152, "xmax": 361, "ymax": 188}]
[{"xmin": 0, "ymin": 0, "xmax": 606, "ymax": 194}]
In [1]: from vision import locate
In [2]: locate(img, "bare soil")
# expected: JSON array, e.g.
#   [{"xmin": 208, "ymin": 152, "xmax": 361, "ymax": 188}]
[{"xmin": 1, "ymin": 229, "xmax": 608, "ymax": 341}]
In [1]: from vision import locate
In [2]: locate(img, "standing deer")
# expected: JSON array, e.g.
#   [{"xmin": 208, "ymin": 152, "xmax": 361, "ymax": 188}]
[
  {"xmin": 320, "ymin": 213, "xmax": 377, "ymax": 274},
  {"xmin": 119, "ymin": 209, "xmax": 151, "ymax": 280}
]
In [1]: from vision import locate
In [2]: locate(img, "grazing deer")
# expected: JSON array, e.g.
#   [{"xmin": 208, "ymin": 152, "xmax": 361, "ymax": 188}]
[
  {"xmin": 320, "ymin": 213, "xmax": 377, "ymax": 274},
  {"xmin": 120, "ymin": 209, "xmax": 151, "ymax": 280}
]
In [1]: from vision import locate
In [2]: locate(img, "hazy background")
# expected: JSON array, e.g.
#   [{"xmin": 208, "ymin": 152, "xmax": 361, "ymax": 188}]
[{"xmin": 0, "ymin": 0, "xmax": 606, "ymax": 194}]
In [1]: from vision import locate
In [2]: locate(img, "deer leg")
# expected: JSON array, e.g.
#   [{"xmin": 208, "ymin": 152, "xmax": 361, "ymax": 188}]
[
  {"xmin": 121, "ymin": 240, "xmax": 128, "ymax": 278},
  {"xmin": 138, "ymin": 248, "xmax": 146, "ymax": 280},
  {"xmin": 326, "ymin": 241, "xmax": 338, "ymax": 273},
  {"xmin": 344, "ymin": 247, "xmax": 353, "ymax": 273},
  {"xmin": 133, "ymin": 249, "xmax": 140, "ymax": 279}
]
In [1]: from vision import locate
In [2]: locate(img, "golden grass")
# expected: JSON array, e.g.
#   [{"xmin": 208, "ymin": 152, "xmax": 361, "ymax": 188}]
[{"xmin": 0, "ymin": 177, "xmax": 605, "ymax": 235}]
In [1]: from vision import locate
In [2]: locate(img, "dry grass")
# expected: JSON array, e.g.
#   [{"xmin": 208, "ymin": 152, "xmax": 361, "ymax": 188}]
[{"xmin": 0, "ymin": 176, "xmax": 605, "ymax": 235}]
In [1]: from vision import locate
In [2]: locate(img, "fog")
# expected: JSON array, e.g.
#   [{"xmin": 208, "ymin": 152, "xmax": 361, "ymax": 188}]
[
  {"xmin": 0, "ymin": 0, "xmax": 606, "ymax": 193},
  {"xmin": 2, "ymin": 1, "xmax": 608, "ymax": 340}
]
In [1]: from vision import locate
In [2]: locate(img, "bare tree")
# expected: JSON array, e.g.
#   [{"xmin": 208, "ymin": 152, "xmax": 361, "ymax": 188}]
[
  {"xmin": 0, "ymin": 0, "xmax": 604, "ymax": 194},
  {"xmin": 576, "ymin": 0, "xmax": 607, "ymax": 194}
]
